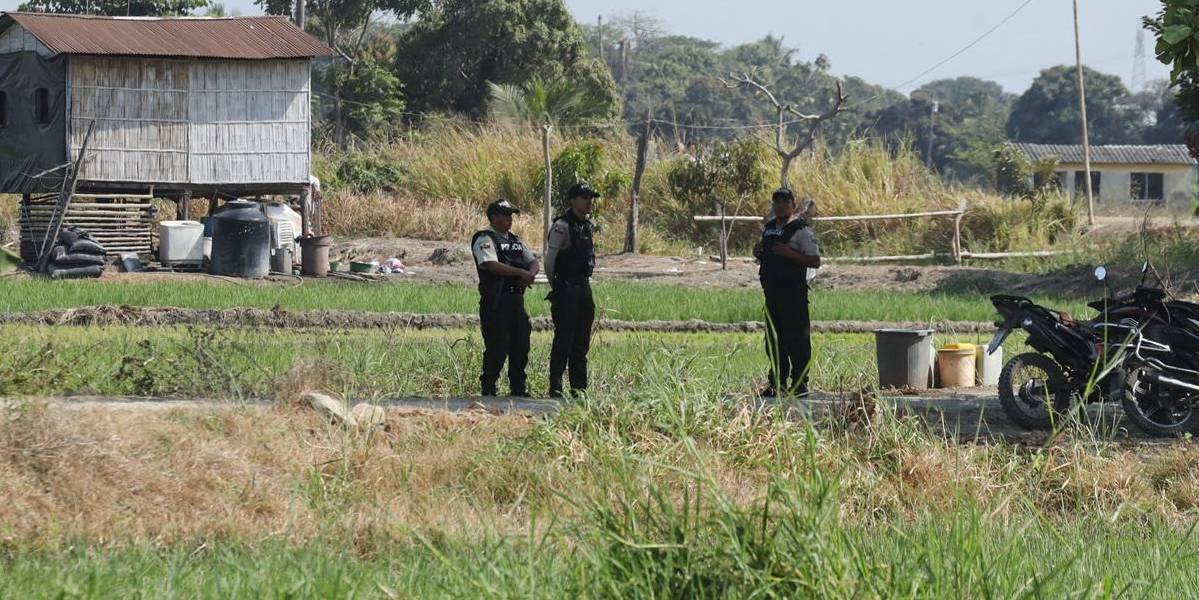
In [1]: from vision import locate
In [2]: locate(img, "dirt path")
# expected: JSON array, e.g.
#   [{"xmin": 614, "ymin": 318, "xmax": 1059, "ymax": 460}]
[{"xmin": 9, "ymin": 391, "xmax": 1155, "ymax": 444}]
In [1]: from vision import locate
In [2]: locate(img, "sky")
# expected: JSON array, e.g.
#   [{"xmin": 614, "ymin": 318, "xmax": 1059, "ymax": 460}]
[{"xmin": 0, "ymin": 0, "xmax": 1171, "ymax": 94}]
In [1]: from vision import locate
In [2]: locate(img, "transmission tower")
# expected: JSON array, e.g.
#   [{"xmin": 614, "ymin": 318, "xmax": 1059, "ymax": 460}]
[{"xmin": 1133, "ymin": 28, "xmax": 1148, "ymax": 92}]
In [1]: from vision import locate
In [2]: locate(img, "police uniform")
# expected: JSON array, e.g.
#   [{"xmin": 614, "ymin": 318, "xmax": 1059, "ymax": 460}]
[
  {"xmin": 758, "ymin": 212, "xmax": 820, "ymax": 395},
  {"xmin": 543, "ymin": 188, "xmax": 598, "ymax": 397},
  {"xmin": 472, "ymin": 206, "xmax": 538, "ymax": 397}
]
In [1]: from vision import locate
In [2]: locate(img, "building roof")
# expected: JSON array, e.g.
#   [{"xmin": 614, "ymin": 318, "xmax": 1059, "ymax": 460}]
[
  {"xmin": 1010, "ymin": 143, "xmax": 1196, "ymax": 166},
  {"xmin": 0, "ymin": 12, "xmax": 332, "ymax": 59}
]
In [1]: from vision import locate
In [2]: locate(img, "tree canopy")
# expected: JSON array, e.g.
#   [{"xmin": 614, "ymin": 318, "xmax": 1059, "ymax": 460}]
[
  {"xmin": 17, "ymin": 0, "xmax": 207, "ymax": 15},
  {"xmin": 393, "ymin": 0, "xmax": 619, "ymax": 119},
  {"xmin": 1006, "ymin": 65, "xmax": 1145, "ymax": 145}
]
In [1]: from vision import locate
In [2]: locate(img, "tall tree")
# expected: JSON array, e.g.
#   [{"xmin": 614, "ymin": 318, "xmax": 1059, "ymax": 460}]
[
  {"xmin": 1144, "ymin": 2, "xmax": 1199, "ymax": 156},
  {"xmin": 255, "ymin": 0, "xmax": 428, "ymax": 51},
  {"xmin": 1135, "ymin": 79, "xmax": 1187, "ymax": 144},
  {"xmin": 916, "ymin": 77, "xmax": 1013, "ymax": 119},
  {"xmin": 1006, "ymin": 65, "xmax": 1145, "ymax": 144},
  {"xmin": 17, "ymin": 0, "xmax": 207, "ymax": 15},
  {"xmin": 394, "ymin": 0, "xmax": 620, "ymax": 119}
]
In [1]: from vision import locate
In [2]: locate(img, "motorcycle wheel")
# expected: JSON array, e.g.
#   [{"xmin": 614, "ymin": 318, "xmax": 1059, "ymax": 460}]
[
  {"xmin": 998, "ymin": 353, "xmax": 1073, "ymax": 430},
  {"xmin": 1117, "ymin": 366, "xmax": 1199, "ymax": 438}
]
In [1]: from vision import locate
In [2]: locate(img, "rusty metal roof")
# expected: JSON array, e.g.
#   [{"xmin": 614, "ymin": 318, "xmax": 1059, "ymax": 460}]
[
  {"xmin": 0, "ymin": 12, "xmax": 332, "ymax": 59},
  {"xmin": 1010, "ymin": 143, "xmax": 1196, "ymax": 166}
]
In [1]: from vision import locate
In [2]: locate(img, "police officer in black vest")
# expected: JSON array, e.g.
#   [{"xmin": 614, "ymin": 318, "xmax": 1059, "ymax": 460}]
[
  {"xmin": 543, "ymin": 182, "xmax": 600, "ymax": 398},
  {"xmin": 754, "ymin": 188, "xmax": 822, "ymax": 397},
  {"xmin": 472, "ymin": 200, "xmax": 540, "ymax": 397}
]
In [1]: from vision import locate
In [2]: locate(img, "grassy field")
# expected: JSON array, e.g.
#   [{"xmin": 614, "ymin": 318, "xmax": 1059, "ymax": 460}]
[
  {"xmin": 0, "ymin": 279, "xmax": 1091, "ymax": 323},
  {"xmin": 3, "ymin": 522, "xmax": 1197, "ymax": 597},
  {"xmin": 4, "ymin": 324, "xmax": 995, "ymax": 398}
]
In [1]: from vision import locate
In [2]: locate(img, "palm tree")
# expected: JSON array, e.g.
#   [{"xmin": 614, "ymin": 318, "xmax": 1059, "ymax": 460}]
[{"xmin": 487, "ymin": 78, "xmax": 610, "ymax": 128}]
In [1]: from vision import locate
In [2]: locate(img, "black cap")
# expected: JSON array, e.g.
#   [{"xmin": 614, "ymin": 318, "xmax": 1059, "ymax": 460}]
[
  {"xmin": 772, "ymin": 187, "xmax": 795, "ymax": 202},
  {"xmin": 486, "ymin": 199, "xmax": 520, "ymax": 217},
  {"xmin": 567, "ymin": 181, "xmax": 601, "ymax": 200}
]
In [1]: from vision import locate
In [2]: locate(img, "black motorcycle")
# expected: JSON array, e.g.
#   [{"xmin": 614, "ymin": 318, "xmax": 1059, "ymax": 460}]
[
  {"xmin": 987, "ymin": 293, "xmax": 1114, "ymax": 430},
  {"xmin": 1093, "ymin": 264, "xmax": 1199, "ymax": 437}
]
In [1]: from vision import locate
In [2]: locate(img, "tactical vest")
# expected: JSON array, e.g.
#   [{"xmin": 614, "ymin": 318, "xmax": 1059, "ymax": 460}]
[
  {"xmin": 552, "ymin": 212, "xmax": 595, "ymax": 285},
  {"xmin": 758, "ymin": 217, "xmax": 808, "ymax": 289},
  {"xmin": 473, "ymin": 229, "xmax": 530, "ymax": 294}
]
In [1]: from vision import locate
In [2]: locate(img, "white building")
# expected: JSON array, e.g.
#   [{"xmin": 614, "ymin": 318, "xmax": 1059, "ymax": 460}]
[{"xmin": 1010, "ymin": 143, "xmax": 1197, "ymax": 210}]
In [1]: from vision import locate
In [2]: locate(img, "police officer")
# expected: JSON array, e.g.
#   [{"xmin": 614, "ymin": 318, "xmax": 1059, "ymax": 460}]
[
  {"xmin": 543, "ymin": 182, "xmax": 600, "ymax": 398},
  {"xmin": 754, "ymin": 188, "xmax": 821, "ymax": 397},
  {"xmin": 472, "ymin": 200, "xmax": 540, "ymax": 397}
]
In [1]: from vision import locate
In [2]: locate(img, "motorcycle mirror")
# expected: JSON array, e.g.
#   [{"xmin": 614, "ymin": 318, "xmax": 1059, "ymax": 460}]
[{"xmin": 1094, "ymin": 266, "xmax": 1107, "ymax": 282}]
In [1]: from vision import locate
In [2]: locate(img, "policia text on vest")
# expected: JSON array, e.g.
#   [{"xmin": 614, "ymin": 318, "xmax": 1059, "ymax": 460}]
[
  {"xmin": 754, "ymin": 188, "xmax": 822, "ymax": 398},
  {"xmin": 471, "ymin": 200, "xmax": 541, "ymax": 397},
  {"xmin": 543, "ymin": 183, "xmax": 601, "ymax": 398}
]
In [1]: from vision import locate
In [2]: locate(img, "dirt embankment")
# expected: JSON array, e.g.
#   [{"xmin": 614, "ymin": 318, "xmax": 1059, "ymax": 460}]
[{"xmin": 0, "ymin": 305, "xmax": 995, "ymax": 334}]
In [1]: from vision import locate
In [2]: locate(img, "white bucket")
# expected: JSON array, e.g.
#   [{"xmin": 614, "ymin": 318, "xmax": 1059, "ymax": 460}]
[{"xmin": 976, "ymin": 345, "xmax": 1004, "ymax": 386}]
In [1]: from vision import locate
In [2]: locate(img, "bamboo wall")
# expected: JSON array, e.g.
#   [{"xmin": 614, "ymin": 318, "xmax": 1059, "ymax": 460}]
[{"xmin": 69, "ymin": 56, "xmax": 311, "ymax": 187}]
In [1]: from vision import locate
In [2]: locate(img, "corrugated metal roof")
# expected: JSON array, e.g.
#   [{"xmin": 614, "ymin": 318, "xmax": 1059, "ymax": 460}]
[
  {"xmin": 1010, "ymin": 143, "xmax": 1196, "ymax": 166},
  {"xmin": 0, "ymin": 12, "xmax": 332, "ymax": 59}
]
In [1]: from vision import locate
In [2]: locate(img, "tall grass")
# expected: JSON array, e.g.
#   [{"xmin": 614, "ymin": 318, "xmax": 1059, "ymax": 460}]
[{"xmin": 313, "ymin": 120, "xmax": 1080, "ymax": 257}]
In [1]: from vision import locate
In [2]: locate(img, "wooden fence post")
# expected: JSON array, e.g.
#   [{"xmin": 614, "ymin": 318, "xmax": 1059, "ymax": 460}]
[
  {"xmin": 542, "ymin": 123, "xmax": 553, "ymax": 244},
  {"xmin": 624, "ymin": 113, "xmax": 650, "ymax": 254},
  {"xmin": 718, "ymin": 201, "xmax": 728, "ymax": 270}
]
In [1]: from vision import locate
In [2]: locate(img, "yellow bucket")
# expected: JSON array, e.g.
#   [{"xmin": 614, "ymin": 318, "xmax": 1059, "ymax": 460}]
[{"xmin": 937, "ymin": 344, "xmax": 977, "ymax": 388}]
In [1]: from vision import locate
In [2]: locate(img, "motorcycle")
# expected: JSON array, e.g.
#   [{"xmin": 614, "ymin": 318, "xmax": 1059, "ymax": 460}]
[
  {"xmin": 1091, "ymin": 263, "xmax": 1199, "ymax": 437},
  {"xmin": 986, "ymin": 290, "xmax": 1115, "ymax": 430}
]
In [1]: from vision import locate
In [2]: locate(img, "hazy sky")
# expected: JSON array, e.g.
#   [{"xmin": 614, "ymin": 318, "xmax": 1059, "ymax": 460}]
[{"xmin": 0, "ymin": 0, "xmax": 1171, "ymax": 93}]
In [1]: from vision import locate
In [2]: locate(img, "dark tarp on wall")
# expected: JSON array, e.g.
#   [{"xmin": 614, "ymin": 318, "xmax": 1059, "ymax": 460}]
[{"xmin": 0, "ymin": 52, "xmax": 66, "ymax": 194}]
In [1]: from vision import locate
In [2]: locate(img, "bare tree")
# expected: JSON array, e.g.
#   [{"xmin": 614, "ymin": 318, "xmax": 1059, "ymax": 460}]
[{"xmin": 719, "ymin": 67, "xmax": 847, "ymax": 188}]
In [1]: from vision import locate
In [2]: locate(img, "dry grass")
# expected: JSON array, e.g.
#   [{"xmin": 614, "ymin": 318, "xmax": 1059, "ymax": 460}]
[
  {"xmin": 0, "ymin": 401, "xmax": 535, "ymax": 550},
  {"xmin": 0, "ymin": 195, "xmax": 17, "ymax": 247},
  {"xmin": 313, "ymin": 124, "xmax": 1078, "ymax": 257},
  {"xmin": 4, "ymin": 395, "xmax": 1198, "ymax": 553}
]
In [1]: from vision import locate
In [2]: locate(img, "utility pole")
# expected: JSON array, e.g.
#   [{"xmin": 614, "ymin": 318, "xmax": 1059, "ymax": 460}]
[
  {"xmin": 296, "ymin": 0, "xmax": 306, "ymax": 30},
  {"xmin": 926, "ymin": 100, "xmax": 939, "ymax": 167},
  {"xmin": 598, "ymin": 15, "xmax": 604, "ymax": 64},
  {"xmin": 1073, "ymin": 0, "xmax": 1095, "ymax": 226}
]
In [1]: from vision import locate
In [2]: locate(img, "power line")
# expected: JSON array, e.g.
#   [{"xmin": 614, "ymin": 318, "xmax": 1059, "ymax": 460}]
[{"xmin": 892, "ymin": 0, "xmax": 1036, "ymax": 91}]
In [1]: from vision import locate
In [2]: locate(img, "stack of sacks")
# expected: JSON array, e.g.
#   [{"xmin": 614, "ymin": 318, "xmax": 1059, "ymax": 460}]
[{"xmin": 45, "ymin": 227, "xmax": 107, "ymax": 279}]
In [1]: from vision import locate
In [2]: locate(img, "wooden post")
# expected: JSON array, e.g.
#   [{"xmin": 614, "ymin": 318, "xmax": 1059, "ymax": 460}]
[
  {"xmin": 37, "ymin": 121, "xmax": 94, "ymax": 274},
  {"xmin": 179, "ymin": 190, "xmax": 191, "ymax": 221},
  {"xmin": 623, "ymin": 112, "xmax": 650, "ymax": 254},
  {"xmin": 718, "ymin": 201, "xmax": 728, "ymax": 270},
  {"xmin": 300, "ymin": 187, "xmax": 312, "ymax": 236},
  {"xmin": 541, "ymin": 123, "xmax": 553, "ymax": 244},
  {"xmin": 952, "ymin": 199, "xmax": 965, "ymax": 264},
  {"xmin": 1073, "ymin": 0, "xmax": 1095, "ymax": 226}
]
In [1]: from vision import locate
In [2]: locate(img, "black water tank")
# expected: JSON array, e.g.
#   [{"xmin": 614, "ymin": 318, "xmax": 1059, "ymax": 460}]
[{"xmin": 209, "ymin": 200, "xmax": 270, "ymax": 278}]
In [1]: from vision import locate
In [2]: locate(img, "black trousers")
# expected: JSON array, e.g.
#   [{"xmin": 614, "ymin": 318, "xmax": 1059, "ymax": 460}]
[
  {"xmin": 549, "ymin": 281, "xmax": 595, "ymax": 395},
  {"xmin": 479, "ymin": 290, "xmax": 531, "ymax": 396},
  {"xmin": 763, "ymin": 285, "xmax": 812, "ymax": 394}
]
